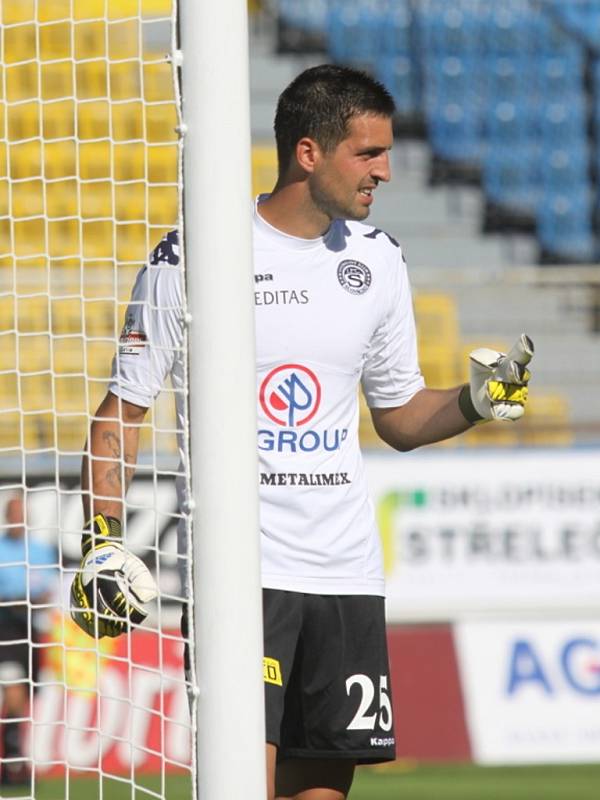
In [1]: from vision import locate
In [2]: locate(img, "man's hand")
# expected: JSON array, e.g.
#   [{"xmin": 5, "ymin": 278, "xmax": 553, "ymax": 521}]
[
  {"xmin": 70, "ymin": 514, "xmax": 157, "ymax": 638},
  {"xmin": 459, "ymin": 334, "xmax": 534, "ymax": 423}
]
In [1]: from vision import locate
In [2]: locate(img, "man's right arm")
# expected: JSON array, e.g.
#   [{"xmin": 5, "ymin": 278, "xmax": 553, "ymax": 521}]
[
  {"xmin": 73, "ymin": 231, "xmax": 183, "ymax": 637},
  {"xmin": 81, "ymin": 391, "xmax": 149, "ymax": 524},
  {"xmin": 72, "ymin": 391, "xmax": 157, "ymax": 639}
]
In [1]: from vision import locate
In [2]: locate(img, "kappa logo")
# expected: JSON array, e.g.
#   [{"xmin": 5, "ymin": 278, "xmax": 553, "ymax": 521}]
[
  {"xmin": 337, "ymin": 260, "xmax": 372, "ymax": 295},
  {"xmin": 259, "ymin": 364, "xmax": 321, "ymax": 427}
]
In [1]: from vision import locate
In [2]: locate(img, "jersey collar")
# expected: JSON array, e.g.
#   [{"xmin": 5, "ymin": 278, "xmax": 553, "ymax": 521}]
[{"xmin": 254, "ymin": 194, "xmax": 336, "ymax": 251}]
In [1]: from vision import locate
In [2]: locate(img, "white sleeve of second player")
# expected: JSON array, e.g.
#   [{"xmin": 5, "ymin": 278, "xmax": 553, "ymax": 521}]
[
  {"xmin": 361, "ymin": 255, "xmax": 425, "ymax": 408},
  {"xmin": 108, "ymin": 262, "xmax": 184, "ymax": 408}
]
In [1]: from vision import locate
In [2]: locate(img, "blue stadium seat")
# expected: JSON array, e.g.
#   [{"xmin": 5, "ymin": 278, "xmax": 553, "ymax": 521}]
[
  {"xmin": 415, "ymin": 0, "xmax": 489, "ymax": 58},
  {"xmin": 593, "ymin": 60, "xmax": 600, "ymax": 190},
  {"xmin": 542, "ymin": 0, "xmax": 600, "ymax": 51},
  {"xmin": 423, "ymin": 55, "xmax": 482, "ymax": 112},
  {"xmin": 370, "ymin": 3, "xmax": 422, "ymax": 128},
  {"xmin": 379, "ymin": 1, "xmax": 413, "ymax": 57},
  {"xmin": 539, "ymin": 100, "xmax": 587, "ymax": 147},
  {"xmin": 421, "ymin": 53, "xmax": 485, "ymax": 165},
  {"xmin": 540, "ymin": 146, "xmax": 590, "ymax": 194},
  {"xmin": 485, "ymin": 99, "xmax": 537, "ymax": 149},
  {"xmin": 326, "ymin": 2, "xmax": 389, "ymax": 69},
  {"xmin": 537, "ymin": 190, "xmax": 597, "ymax": 263},
  {"xmin": 374, "ymin": 56, "xmax": 420, "ymax": 117},
  {"xmin": 326, "ymin": 4, "xmax": 366, "ymax": 65},
  {"xmin": 485, "ymin": 55, "xmax": 533, "ymax": 101},
  {"xmin": 482, "ymin": 143, "xmax": 542, "ymax": 217},
  {"xmin": 539, "ymin": 53, "xmax": 585, "ymax": 100},
  {"xmin": 592, "ymin": 60, "xmax": 600, "ymax": 127},
  {"xmin": 531, "ymin": 10, "xmax": 585, "ymax": 55},
  {"xmin": 484, "ymin": 3, "xmax": 533, "ymax": 56},
  {"xmin": 278, "ymin": 0, "xmax": 328, "ymax": 35},
  {"xmin": 427, "ymin": 102, "xmax": 483, "ymax": 165},
  {"xmin": 276, "ymin": 0, "xmax": 329, "ymax": 53},
  {"xmin": 484, "ymin": 3, "xmax": 582, "ymax": 56}
]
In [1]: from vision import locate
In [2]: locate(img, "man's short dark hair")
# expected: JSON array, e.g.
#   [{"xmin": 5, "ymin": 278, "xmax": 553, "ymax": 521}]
[{"xmin": 274, "ymin": 64, "xmax": 396, "ymax": 173}]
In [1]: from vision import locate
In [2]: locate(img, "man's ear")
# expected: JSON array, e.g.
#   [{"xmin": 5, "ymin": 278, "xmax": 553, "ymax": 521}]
[{"xmin": 295, "ymin": 137, "xmax": 321, "ymax": 173}]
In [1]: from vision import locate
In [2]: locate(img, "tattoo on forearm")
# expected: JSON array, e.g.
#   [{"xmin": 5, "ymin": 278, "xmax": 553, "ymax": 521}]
[
  {"xmin": 100, "ymin": 433, "xmax": 137, "ymax": 493},
  {"xmin": 103, "ymin": 430, "xmax": 122, "ymax": 459},
  {"xmin": 105, "ymin": 465, "xmax": 122, "ymax": 490}
]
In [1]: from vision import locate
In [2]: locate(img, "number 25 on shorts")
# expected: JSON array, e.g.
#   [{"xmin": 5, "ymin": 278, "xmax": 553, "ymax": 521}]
[{"xmin": 346, "ymin": 674, "xmax": 393, "ymax": 732}]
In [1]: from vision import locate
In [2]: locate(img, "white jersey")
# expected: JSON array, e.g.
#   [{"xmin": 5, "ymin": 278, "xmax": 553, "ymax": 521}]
[{"xmin": 109, "ymin": 203, "xmax": 424, "ymax": 597}]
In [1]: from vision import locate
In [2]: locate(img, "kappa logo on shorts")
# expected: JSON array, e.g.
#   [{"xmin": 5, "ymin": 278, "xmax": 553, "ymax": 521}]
[
  {"xmin": 370, "ymin": 736, "xmax": 395, "ymax": 748},
  {"xmin": 263, "ymin": 657, "xmax": 283, "ymax": 686},
  {"xmin": 337, "ymin": 260, "xmax": 372, "ymax": 295}
]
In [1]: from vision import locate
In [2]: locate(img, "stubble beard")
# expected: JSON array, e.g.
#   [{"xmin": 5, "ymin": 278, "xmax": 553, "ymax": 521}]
[{"xmin": 310, "ymin": 182, "xmax": 371, "ymax": 223}]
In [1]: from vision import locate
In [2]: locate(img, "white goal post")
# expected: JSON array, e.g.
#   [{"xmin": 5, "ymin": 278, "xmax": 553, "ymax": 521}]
[
  {"xmin": 0, "ymin": 1, "xmax": 264, "ymax": 798},
  {"xmin": 178, "ymin": 0, "xmax": 266, "ymax": 797}
]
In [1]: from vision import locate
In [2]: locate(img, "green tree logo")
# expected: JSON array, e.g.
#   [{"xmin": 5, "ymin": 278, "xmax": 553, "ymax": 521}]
[{"xmin": 377, "ymin": 489, "xmax": 428, "ymax": 574}]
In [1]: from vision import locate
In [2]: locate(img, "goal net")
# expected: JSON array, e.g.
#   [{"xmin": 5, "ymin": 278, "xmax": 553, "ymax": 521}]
[{"xmin": 0, "ymin": 0, "xmax": 193, "ymax": 796}]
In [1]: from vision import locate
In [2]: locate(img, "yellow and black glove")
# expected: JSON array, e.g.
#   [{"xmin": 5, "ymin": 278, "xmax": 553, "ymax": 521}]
[
  {"xmin": 459, "ymin": 334, "xmax": 534, "ymax": 424},
  {"xmin": 70, "ymin": 513, "xmax": 157, "ymax": 639}
]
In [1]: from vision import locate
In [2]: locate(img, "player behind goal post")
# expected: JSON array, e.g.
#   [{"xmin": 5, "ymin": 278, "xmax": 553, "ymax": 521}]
[{"xmin": 70, "ymin": 65, "xmax": 533, "ymax": 800}]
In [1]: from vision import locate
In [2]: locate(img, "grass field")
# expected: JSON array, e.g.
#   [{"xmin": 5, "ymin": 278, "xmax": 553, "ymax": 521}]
[{"xmin": 3, "ymin": 763, "xmax": 600, "ymax": 799}]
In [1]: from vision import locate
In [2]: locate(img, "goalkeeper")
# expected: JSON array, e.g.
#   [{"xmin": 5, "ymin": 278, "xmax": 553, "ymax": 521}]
[{"xmin": 71, "ymin": 65, "xmax": 534, "ymax": 800}]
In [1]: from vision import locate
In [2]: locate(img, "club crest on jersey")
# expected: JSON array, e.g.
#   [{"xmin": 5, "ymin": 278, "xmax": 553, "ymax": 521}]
[{"xmin": 337, "ymin": 260, "xmax": 372, "ymax": 295}]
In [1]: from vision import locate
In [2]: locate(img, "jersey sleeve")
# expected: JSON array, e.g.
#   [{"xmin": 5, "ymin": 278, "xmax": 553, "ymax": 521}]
[
  {"xmin": 108, "ymin": 231, "xmax": 184, "ymax": 408},
  {"xmin": 361, "ymin": 252, "xmax": 425, "ymax": 408}
]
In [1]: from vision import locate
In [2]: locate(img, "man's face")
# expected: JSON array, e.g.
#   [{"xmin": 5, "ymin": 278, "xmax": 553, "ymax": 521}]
[{"xmin": 309, "ymin": 113, "xmax": 393, "ymax": 222}]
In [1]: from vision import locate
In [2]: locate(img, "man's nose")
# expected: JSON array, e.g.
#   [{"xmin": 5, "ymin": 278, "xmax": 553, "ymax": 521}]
[{"xmin": 372, "ymin": 151, "xmax": 391, "ymax": 183}]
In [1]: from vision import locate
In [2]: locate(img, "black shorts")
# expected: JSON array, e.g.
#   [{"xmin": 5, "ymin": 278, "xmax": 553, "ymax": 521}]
[{"xmin": 263, "ymin": 589, "xmax": 396, "ymax": 764}]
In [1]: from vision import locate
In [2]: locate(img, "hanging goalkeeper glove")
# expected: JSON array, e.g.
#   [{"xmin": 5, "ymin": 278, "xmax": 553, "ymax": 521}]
[
  {"xmin": 70, "ymin": 513, "xmax": 158, "ymax": 639},
  {"xmin": 459, "ymin": 334, "xmax": 534, "ymax": 424}
]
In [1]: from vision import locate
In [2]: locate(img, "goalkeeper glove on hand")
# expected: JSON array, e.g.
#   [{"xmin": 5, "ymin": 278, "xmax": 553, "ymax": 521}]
[
  {"xmin": 459, "ymin": 334, "xmax": 534, "ymax": 423},
  {"xmin": 70, "ymin": 513, "xmax": 158, "ymax": 639}
]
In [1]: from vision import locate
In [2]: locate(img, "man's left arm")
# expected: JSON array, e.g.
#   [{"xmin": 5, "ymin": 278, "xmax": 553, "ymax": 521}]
[
  {"xmin": 371, "ymin": 334, "xmax": 534, "ymax": 452},
  {"xmin": 371, "ymin": 385, "xmax": 469, "ymax": 451}
]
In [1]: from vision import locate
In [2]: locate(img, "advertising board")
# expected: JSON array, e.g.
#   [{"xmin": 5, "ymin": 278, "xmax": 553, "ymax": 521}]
[
  {"xmin": 365, "ymin": 449, "xmax": 600, "ymax": 621},
  {"xmin": 455, "ymin": 620, "xmax": 600, "ymax": 763}
]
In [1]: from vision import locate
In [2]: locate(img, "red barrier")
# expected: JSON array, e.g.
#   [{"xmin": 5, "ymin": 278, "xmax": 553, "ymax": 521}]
[
  {"xmin": 34, "ymin": 627, "xmax": 189, "ymax": 775},
  {"xmin": 387, "ymin": 625, "xmax": 472, "ymax": 761}
]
